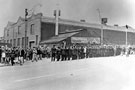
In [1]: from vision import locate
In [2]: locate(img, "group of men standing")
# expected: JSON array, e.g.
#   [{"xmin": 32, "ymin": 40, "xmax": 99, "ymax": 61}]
[
  {"xmin": 50, "ymin": 44, "xmax": 135, "ymax": 62},
  {"xmin": 51, "ymin": 45, "xmax": 89, "ymax": 61}
]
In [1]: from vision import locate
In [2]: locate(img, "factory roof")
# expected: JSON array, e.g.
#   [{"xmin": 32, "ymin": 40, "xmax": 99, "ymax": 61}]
[
  {"xmin": 5, "ymin": 13, "xmax": 135, "ymax": 33},
  {"xmin": 41, "ymin": 15, "xmax": 135, "ymax": 33}
]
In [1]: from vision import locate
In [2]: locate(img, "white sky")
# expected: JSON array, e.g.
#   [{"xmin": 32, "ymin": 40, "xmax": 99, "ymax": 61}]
[{"xmin": 0, "ymin": 0, "xmax": 135, "ymax": 37}]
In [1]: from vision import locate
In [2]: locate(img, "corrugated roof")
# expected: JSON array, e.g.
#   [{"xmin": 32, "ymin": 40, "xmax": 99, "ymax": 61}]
[
  {"xmin": 40, "ymin": 32, "xmax": 78, "ymax": 44},
  {"xmin": 41, "ymin": 16, "xmax": 135, "ymax": 33}
]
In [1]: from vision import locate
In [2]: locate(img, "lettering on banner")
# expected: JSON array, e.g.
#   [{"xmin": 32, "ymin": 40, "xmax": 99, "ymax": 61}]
[{"xmin": 71, "ymin": 37, "xmax": 100, "ymax": 44}]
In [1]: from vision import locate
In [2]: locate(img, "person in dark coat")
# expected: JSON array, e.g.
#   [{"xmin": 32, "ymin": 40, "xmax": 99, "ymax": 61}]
[
  {"xmin": 38, "ymin": 48, "xmax": 43, "ymax": 60},
  {"xmin": 0, "ymin": 47, "xmax": 2, "ymax": 63},
  {"xmin": 15, "ymin": 48, "xmax": 21, "ymax": 65},
  {"xmin": 72, "ymin": 46, "xmax": 77, "ymax": 60},
  {"xmin": 10, "ymin": 49, "xmax": 15, "ymax": 66},
  {"xmin": 67, "ymin": 46, "xmax": 72, "ymax": 60},
  {"xmin": 29, "ymin": 48, "xmax": 33, "ymax": 60},
  {"xmin": 78, "ymin": 47, "xmax": 81, "ymax": 59},
  {"xmin": 56, "ymin": 47, "xmax": 61, "ymax": 61},
  {"xmin": 64, "ymin": 46, "xmax": 69, "ymax": 61},
  {"xmin": 25, "ymin": 48, "xmax": 30, "ymax": 61},
  {"xmin": 61, "ymin": 47, "xmax": 66, "ymax": 61},
  {"xmin": 37, "ymin": 48, "xmax": 40, "ymax": 60},
  {"xmin": 20, "ymin": 49, "xmax": 25, "ymax": 64},
  {"xmin": 51, "ymin": 45, "xmax": 56, "ymax": 61},
  {"xmin": 80, "ymin": 46, "xmax": 84, "ymax": 59}
]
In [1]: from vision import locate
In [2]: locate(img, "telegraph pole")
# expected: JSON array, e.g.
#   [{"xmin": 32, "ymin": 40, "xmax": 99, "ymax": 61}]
[
  {"xmin": 126, "ymin": 25, "xmax": 128, "ymax": 51},
  {"xmin": 55, "ymin": 8, "xmax": 59, "ymax": 35},
  {"xmin": 126, "ymin": 26, "xmax": 127, "ymax": 47},
  {"xmin": 25, "ymin": 9, "xmax": 28, "ymax": 49},
  {"xmin": 97, "ymin": 9, "xmax": 103, "ymax": 45},
  {"xmin": 24, "ymin": 4, "xmax": 42, "ymax": 49},
  {"xmin": 54, "ymin": 3, "xmax": 61, "ymax": 35}
]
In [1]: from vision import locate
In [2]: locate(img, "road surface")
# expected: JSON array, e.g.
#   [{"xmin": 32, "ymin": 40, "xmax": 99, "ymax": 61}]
[{"xmin": 0, "ymin": 55, "xmax": 135, "ymax": 90}]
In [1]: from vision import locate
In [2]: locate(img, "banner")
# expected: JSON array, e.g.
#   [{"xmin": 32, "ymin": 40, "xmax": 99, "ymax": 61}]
[{"xmin": 71, "ymin": 37, "xmax": 100, "ymax": 44}]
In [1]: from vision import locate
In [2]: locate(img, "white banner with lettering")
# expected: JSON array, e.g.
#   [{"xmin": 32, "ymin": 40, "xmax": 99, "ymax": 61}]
[{"xmin": 71, "ymin": 37, "xmax": 100, "ymax": 44}]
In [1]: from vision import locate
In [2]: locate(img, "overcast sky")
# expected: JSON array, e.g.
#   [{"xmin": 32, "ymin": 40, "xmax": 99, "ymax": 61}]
[{"xmin": 0, "ymin": 0, "xmax": 135, "ymax": 37}]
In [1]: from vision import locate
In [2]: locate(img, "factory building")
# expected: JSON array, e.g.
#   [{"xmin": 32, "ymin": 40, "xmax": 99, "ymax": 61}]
[{"xmin": 3, "ymin": 13, "xmax": 135, "ymax": 48}]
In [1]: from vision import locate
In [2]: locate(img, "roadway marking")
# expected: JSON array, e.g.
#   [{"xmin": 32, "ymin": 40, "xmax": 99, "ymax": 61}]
[{"xmin": 14, "ymin": 68, "xmax": 90, "ymax": 82}]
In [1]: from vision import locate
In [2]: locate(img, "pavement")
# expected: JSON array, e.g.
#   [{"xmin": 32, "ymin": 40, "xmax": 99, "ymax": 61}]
[
  {"xmin": 0, "ymin": 63, "xmax": 5, "ymax": 67},
  {"xmin": 0, "ymin": 55, "xmax": 135, "ymax": 90},
  {"xmin": 0, "ymin": 58, "xmax": 51, "ymax": 67}
]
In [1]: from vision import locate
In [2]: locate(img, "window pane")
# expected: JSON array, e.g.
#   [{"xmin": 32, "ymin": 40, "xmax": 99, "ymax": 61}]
[
  {"xmin": 36, "ymin": 35, "xmax": 38, "ymax": 45},
  {"xmin": 30, "ymin": 24, "xmax": 34, "ymax": 34},
  {"xmin": 26, "ymin": 37, "xmax": 29, "ymax": 46},
  {"xmin": 18, "ymin": 26, "xmax": 21, "ymax": 34},
  {"xmin": 17, "ymin": 38, "xmax": 20, "ymax": 46},
  {"xmin": 10, "ymin": 39, "xmax": 12, "ymax": 44},
  {"xmin": 22, "ymin": 37, "xmax": 24, "ymax": 48},
  {"xmin": 7, "ymin": 30, "xmax": 9, "ymax": 36},
  {"xmin": 14, "ymin": 39, "xmax": 16, "ymax": 47}
]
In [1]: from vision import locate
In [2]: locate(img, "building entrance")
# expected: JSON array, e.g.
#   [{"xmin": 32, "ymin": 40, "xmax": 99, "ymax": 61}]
[{"xmin": 29, "ymin": 41, "xmax": 35, "ymax": 48}]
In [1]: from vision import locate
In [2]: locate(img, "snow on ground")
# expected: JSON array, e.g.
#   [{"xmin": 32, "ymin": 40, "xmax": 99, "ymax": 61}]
[
  {"xmin": 84, "ymin": 55, "xmax": 135, "ymax": 90},
  {"xmin": 0, "ymin": 55, "xmax": 135, "ymax": 90}
]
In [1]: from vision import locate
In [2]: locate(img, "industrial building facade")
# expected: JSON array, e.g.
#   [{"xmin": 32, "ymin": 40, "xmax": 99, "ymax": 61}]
[
  {"xmin": 4, "ymin": 13, "xmax": 42, "ymax": 48},
  {"xmin": 3, "ymin": 13, "xmax": 135, "ymax": 48}
]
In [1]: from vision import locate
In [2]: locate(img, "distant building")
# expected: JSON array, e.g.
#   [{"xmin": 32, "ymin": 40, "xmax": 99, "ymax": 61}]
[
  {"xmin": 3, "ymin": 13, "xmax": 135, "ymax": 48},
  {"xmin": 4, "ymin": 13, "xmax": 43, "ymax": 48}
]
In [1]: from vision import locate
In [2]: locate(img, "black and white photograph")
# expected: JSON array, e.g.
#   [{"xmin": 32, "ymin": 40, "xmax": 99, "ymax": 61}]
[{"xmin": 0, "ymin": 0, "xmax": 135, "ymax": 90}]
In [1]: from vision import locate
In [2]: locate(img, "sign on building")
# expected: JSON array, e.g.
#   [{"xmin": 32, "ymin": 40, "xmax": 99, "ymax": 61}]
[{"xmin": 71, "ymin": 37, "xmax": 100, "ymax": 44}]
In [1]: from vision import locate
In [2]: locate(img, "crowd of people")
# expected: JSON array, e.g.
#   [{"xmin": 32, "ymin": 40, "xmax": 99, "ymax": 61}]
[
  {"xmin": 50, "ymin": 45, "xmax": 129, "ymax": 61},
  {"xmin": 0, "ymin": 44, "xmax": 134, "ymax": 66},
  {"xmin": 0, "ymin": 46, "xmax": 43, "ymax": 66}
]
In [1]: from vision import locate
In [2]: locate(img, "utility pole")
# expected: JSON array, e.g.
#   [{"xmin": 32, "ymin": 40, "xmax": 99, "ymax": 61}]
[
  {"xmin": 126, "ymin": 26, "xmax": 127, "ymax": 47},
  {"xmin": 24, "ymin": 4, "xmax": 42, "ymax": 49},
  {"xmin": 126, "ymin": 25, "xmax": 128, "ymax": 50},
  {"xmin": 25, "ymin": 8, "xmax": 28, "ymax": 49},
  {"xmin": 97, "ymin": 9, "xmax": 103, "ymax": 45},
  {"xmin": 54, "ymin": 3, "xmax": 61, "ymax": 35},
  {"xmin": 55, "ymin": 8, "xmax": 59, "ymax": 36}
]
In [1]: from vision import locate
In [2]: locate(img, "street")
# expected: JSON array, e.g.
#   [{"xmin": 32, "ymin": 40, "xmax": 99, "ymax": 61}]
[{"xmin": 0, "ymin": 55, "xmax": 135, "ymax": 90}]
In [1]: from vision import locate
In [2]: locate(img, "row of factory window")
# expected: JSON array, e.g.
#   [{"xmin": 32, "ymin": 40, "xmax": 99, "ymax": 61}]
[
  {"xmin": 7, "ymin": 24, "xmax": 35, "ymax": 36},
  {"xmin": 6, "ymin": 37, "xmax": 28, "ymax": 47},
  {"xmin": 5, "ymin": 35, "xmax": 38, "ymax": 47}
]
